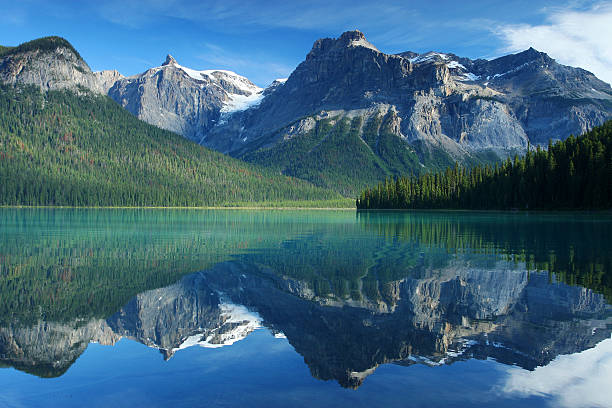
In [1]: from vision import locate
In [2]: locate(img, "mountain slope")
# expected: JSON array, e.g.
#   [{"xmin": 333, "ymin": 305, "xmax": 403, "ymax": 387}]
[
  {"xmin": 201, "ymin": 30, "xmax": 611, "ymax": 195},
  {"xmin": 3, "ymin": 34, "xmax": 610, "ymax": 199},
  {"xmin": 0, "ymin": 83, "xmax": 344, "ymax": 206},
  {"xmin": 0, "ymin": 37, "xmax": 346, "ymax": 206}
]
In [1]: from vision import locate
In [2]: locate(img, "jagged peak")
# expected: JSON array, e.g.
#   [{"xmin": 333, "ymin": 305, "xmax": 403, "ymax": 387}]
[
  {"xmin": 339, "ymin": 29, "xmax": 366, "ymax": 42},
  {"xmin": 485, "ymin": 47, "xmax": 554, "ymax": 75},
  {"xmin": 406, "ymin": 51, "xmax": 451, "ymax": 64},
  {"xmin": 514, "ymin": 47, "xmax": 550, "ymax": 60},
  {"xmin": 163, "ymin": 54, "xmax": 177, "ymax": 66},
  {"xmin": 396, "ymin": 51, "xmax": 419, "ymax": 59},
  {"xmin": 308, "ymin": 29, "xmax": 379, "ymax": 57},
  {"xmin": 339, "ymin": 30, "xmax": 379, "ymax": 51},
  {"xmin": 0, "ymin": 36, "xmax": 83, "ymax": 61}
]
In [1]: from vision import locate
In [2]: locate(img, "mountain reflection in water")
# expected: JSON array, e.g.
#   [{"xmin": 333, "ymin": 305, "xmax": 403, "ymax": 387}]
[{"xmin": 0, "ymin": 209, "xmax": 610, "ymax": 393}]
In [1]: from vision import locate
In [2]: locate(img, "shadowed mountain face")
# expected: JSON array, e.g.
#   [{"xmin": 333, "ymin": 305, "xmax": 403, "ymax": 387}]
[{"xmin": 1, "ymin": 210, "xmax": 610, "ymax": 389}]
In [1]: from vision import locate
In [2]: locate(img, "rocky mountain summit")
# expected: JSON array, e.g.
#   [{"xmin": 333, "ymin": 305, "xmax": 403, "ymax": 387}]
[
  {"xmin": 107, "ymin": 54, "xmax": 267, "ymax": 142},
  {"xmin": 0, "ymin": 36, "xmax": 107, "ymax": 93},
  {"xmin": 196, "ymin": 30, "xmax": 610, "ymax": 194},
  {"xmin": 0, "ymin": 37, "xmax": 272, "ymax": 143},
  {"xmin": 206, "ymin": 30, "xmax": 611, "ymax": 155}
]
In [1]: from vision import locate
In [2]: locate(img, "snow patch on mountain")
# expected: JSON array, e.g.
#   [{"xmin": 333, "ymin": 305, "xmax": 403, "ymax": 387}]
[
  {"xmin": 172, "ymin": 300, "xmax": 262, "ymax": 352},
  {"xmin": 460, "ymin": 72, "xmax": 481, "ymax": 81},
  {"xmin": 166, "ymin": 60, "xmax": 264, "ymax": 115},
  {"xmin": 447, "ymin": 61, "xmax": 466, "ymax": 70},
  {"xmin": 410, "ymin": 52, "xmax": 450, "ymax": 64},
  {"xmin": 220, "ymin": 91, "xmax": 265, "ymax": 114},
  {"xmin": 491, "ymin": 61, "xmax": 535, "ymax": 79}
]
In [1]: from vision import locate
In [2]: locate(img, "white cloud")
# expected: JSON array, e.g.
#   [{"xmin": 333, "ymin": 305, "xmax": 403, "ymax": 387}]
[
  {"xmin": 495, "ymin": 3, "xmax": 612, "ymax": 84},
  {"xmin": 500, "ymin": 336, "xmax": 612, "ymax": 408}
]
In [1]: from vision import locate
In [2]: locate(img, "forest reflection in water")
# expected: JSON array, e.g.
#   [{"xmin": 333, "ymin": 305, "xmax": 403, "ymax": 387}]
[{"xmin": 0, "ymin": 209, "xmax": 610, "ymax": 407}]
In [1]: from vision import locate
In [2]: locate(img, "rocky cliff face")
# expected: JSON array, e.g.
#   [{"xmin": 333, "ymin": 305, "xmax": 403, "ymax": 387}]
[
  {"xmin": 0, "ymin": 37, "xmax": 106, "ymax": 93},
  {"xmin": 202, "ymin": 30, "xmax": 611, "ymax": 178},
  {"xmin": 106, "ymin": 55, "xmax": 266, "ymax": 143}
]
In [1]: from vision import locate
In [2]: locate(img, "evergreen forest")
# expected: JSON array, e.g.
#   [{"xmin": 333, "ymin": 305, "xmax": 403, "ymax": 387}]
[
  {"xmin": 357, "ymin": 121, "xmax": 612, "ymax": 210},
  {"xmin": 0, "ymin": 84, "xmax": 348, "ymax": 207}
]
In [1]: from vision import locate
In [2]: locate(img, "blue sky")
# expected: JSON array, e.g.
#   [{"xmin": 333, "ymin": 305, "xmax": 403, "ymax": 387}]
[{"xmin": 1, "ymin": 0, "xmax": 611, "ymax": 86}]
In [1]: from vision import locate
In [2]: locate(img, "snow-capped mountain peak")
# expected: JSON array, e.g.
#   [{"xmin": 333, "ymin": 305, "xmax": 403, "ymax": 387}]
[{"xmin": 165, "ymin": 59, "xmax": 264, "ymax": 114}]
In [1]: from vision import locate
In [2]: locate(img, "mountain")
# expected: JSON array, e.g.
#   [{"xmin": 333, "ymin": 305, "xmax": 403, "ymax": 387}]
[
  {"xmin": 3, "ymin": 34, "xmax": 611, "ymax": 198},
  {"xmin": 199, "ymin": 31, "xmax": 612, "ymax": 196},
  {"xmin": 0, "ymin": 36, "xmax": 110, "ymax": 94},
  {"xmin": 107, "ymin": 54, "xmax": 269, "ymax": 143},
  {"xmin": 0, "ymin": 37, "xmax": 345, "ymax": 207}
]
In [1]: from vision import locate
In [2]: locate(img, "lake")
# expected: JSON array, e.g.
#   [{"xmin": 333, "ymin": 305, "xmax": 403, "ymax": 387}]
[{"xmin": 0, "ymin": 209, "xmax": 611, "ymax": 408}]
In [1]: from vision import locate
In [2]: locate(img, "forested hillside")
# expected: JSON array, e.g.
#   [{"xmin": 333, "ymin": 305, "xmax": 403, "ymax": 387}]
[
  {"xmin": 357, "ymin": 121, "xmax": 612, "ymax": 210},
  {"xmin": 0, "ymin": 36, "xmax": 82, "ymax": 59},
  {"xmin": 242, "ymin": 115, "xmax": 459, "ymax": 197},
  {"xmin": 0, "ymin": 84, "xmax": 347, "ymax": 207}
]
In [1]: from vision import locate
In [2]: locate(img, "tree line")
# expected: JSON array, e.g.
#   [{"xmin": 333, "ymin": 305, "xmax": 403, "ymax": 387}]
[{"xmin": 357, "ymin": 120, "xmax": 612, "ymax": 210}]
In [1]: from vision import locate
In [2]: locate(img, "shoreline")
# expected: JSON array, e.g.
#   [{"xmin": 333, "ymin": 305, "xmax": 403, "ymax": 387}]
[
  {"xmin": 3, "ymin": 206, "xmax": 610, "ymax": 213},
  {"xmin": 0, "ymin": 205, "xmax": 356, "ymax": 210},
  {"xmin": 355, "ymin": 208, "xmax": 612, "ymax": 213}
]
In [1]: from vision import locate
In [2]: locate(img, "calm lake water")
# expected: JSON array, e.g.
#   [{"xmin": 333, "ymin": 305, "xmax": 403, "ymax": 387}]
[{"xmin": 0, "ymin": 209, "xmax": 611, "ymax": 408}]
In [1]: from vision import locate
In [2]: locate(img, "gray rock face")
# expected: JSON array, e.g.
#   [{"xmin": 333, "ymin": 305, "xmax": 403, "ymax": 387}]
[
  {"xmin": 106, "ymin": 55, "xmax": 265, "ymax": 143},
  {"xmin": 95, "ymin": 69, "xmax": 124, "ymax": 93},
  {"xmin": 0, "ymin": 45, "xmax": 104, "ymax": 93},
  {"xmin": 204, "ymin": 30, "xmax": 611, "ymax": 161}
]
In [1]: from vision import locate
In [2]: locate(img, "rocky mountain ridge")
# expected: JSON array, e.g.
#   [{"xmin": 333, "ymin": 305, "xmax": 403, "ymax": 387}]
[
  {"xmin": 201, "ymin": 30, "xmax": 611, "ymax": 194},
  {"xmin": 0, "ymin": 36, "xmax": 108, "ymax": 93},
  {"xmin": 1, "ymin": 33, "xmax": 611, "ymax": 195},
  {"xmin": 4, "ymin": 33, "xmax": 609, "ymax": 150},
  {"xmin": 206, "ymin": 31, "xmax": 611, "ymax": 153}
]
